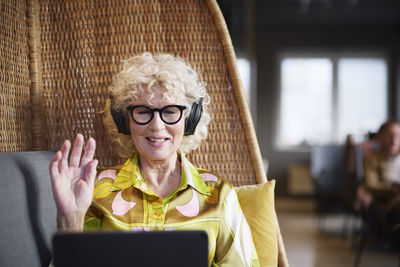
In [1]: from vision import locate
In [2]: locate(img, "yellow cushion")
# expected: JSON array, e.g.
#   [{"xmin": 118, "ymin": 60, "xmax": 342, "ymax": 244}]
[{"xmin": 235, "ymin": 180, "xmax": 278, "ymax": 267}]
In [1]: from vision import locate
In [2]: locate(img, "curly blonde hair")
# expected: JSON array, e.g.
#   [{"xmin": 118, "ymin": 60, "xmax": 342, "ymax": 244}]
[{"xmin": 103, "ymin": 52, "xmax": 211, "ymax": 159}]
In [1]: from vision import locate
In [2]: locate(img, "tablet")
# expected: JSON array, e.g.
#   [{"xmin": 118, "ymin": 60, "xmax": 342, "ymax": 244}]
[{"xmin": 53, "ymin": 230, "xmax": 208, "ymax": 267}]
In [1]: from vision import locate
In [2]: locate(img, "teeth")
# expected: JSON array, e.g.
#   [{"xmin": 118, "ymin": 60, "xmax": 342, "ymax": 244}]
[{"xmin": 148, "ymin": 138, "xmax": 164, "ymax": 142}]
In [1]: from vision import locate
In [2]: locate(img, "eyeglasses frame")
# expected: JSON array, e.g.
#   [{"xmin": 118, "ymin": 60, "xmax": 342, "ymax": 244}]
[{"xmin": 126, "ymin": 105, "xmax": 187, "ymax": 125}]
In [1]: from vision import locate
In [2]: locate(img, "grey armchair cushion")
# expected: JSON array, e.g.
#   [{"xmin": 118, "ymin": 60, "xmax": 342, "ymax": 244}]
[{"xmin": 0, "ymin": 151, "xmax": 57, "ymax": 267}]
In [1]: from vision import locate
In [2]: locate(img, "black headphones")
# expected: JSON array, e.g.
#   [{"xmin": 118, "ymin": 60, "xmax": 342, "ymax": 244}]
[{"xmin": 110, "ymin": 95, "xmax": 203, "ymax": 136}]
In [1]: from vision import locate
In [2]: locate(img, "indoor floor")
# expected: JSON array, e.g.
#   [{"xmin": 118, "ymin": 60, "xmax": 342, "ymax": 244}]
[{"xmin": 276, "ymin": 198, "xmax": 399, "ymax": 267}]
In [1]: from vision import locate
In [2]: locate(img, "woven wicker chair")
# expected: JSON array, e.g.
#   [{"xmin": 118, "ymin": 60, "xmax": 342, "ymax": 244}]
[{"xmin": 0, "ymin": 0, "xmax": 289, "ymax": 266}]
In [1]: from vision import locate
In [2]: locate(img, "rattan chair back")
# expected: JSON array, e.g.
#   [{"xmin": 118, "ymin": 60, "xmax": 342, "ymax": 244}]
[
  {"xmin": 36, "ymin": 0, "xmax": 265, "ymax": 186},
  {"xmin": 0, "ymin": 0, "xmax": 32, "ymax": 151},
  {"xmin": 0, "ymin": 0, "xmax": 288, "ymax": 266}
]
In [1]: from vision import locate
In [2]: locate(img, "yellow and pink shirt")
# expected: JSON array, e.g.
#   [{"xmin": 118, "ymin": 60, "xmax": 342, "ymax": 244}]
[{"xmin": 84, "ymin": 153, "xmax": 260, "ymax": 267}]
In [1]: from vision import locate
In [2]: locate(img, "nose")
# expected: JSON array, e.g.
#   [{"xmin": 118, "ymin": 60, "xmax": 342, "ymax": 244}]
[{"xmin": 148, "ymin": 111, "xmax": 165, "ymax": 131}]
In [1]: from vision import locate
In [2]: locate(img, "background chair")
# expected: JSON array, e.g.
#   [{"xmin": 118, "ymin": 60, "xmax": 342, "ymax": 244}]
[
  {"xmin": 0, "ymin": 0, "xmax": 288, "ymax": 266},
  {"xmin": 340, "ymin": 135, "xmax": 365, "ymax": 238},
  {"xmin": 310, "ymin": 144, "xmax": 346, "ymax": 222}
]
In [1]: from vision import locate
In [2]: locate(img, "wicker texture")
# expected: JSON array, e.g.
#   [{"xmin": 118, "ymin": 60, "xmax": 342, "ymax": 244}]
[
  {"xmin": 38, "ymin": 0, "xmax": 258, "ymax": 186},
  {"xmin": 27, "ymin": 0, "xmax": 47, "ymax": 150},
  {"xmin": 1, "ymin": 0, "xmax": 288, "ymax": 265},
  {"xmin": 0, "ymin": 0, "xmax": 32, "ymax": 151}
]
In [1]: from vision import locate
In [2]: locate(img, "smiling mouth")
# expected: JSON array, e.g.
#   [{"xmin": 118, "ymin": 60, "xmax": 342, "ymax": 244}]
[{"xmin": 147, "ymin": 137, "xmax": 167, "ymax": 143}]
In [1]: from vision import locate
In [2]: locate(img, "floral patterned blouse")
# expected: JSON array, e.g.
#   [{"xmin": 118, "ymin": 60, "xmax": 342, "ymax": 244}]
[{"xmin": 84, "ymin": 152, "xmax": 260, "ymax": 267}]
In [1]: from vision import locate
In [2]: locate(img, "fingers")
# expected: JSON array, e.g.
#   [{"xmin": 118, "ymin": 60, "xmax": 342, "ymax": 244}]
[
  {"xmin": 80, "ymin": 137, "xmax": 96, "ymax": 168},
  {"xmin": 60, "ymin": 139, "xmax": 71, "ymax": 173},
  {"xmin": 83, "ymin": 159, "xmax": 99, "ymax": 185},
  {"xmin": 69, "ymin": 134, "xmax": 84, "ymax": 167},
  {"xmin": 51, "ymin": 134, "xmax": 98, "ymax": 182},
  {"xmin": 49, "ymin": 150, "xmax": 62, "ymax": 177}
]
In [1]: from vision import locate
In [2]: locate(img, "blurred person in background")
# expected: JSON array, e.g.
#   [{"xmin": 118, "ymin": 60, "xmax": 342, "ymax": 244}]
[{"xmin": 357, "ymin": 120, "xmax": 400, "ymax": 241}]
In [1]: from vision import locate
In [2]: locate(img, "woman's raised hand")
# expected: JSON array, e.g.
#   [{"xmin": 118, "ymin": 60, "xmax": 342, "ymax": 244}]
[{"xmin": 49, "ymin": 134, "xmax": 98, "ymax": 231}]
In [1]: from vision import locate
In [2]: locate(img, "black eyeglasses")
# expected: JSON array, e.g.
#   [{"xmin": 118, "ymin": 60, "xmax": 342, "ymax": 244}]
[{"xmin": 127, "ymin": 105, "xmax": 187, "ymax": 125}]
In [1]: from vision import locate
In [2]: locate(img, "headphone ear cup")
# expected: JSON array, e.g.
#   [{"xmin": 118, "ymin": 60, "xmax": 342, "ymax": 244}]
[
  {"xmin": 110, "ymin": 95, "xmax": 130, "ymax": 135},
  {"xmin": 184, "ymin": 98, "xmax": 203, "ymax": 136}
]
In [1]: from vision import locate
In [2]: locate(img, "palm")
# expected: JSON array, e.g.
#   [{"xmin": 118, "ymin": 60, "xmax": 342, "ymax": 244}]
[
  {"xmin": 50, "ymin": 134, "xmax": 98, "ymax": 215},
  {"xmin": 53, "ymin": 163, "xmax": 93, "ymax": 213}
]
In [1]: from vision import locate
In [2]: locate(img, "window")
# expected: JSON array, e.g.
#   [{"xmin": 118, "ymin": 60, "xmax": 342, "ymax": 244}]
[
  {"xmin": 337, "ymin": 58, "xmax": 387, "ymax": 142},
  {"xmin": 277, "ymin": 52, "xmax": 388, "ymax": 149},
  {"xmin": 237, "ymin": 57, "xmax": 251, "ymax": 104},
  {"xmin": 237, "ymin": 57, "xmax": 257, "ymax": 126}
]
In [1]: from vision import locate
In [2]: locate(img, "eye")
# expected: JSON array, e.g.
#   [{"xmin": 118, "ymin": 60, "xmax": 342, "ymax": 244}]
[
  {"xmin": 138, "ymin": 110, "xmax": 151, "ymax": 115},
  {"xmin": 163, "ymin": 106, "xmax": 179, "ymax": 115}
]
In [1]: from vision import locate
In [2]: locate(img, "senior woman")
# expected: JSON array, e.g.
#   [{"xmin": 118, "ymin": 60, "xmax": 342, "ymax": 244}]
[{"xmin": 49, "ymin": 53, "xmax": 260, "ymax": 267}]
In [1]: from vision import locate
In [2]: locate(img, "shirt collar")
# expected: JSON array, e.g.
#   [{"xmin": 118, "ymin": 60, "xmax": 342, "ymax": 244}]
[
  {"xmin": 180, "ymin": 153, "xmax": 211, "ymax": 196},
  {"xmin": 109, "ymin": 153, "xmax": 139, "ymax": 192},
  {"xmin": 110, "ymin": 152, "xmax": 211, "ymax": 196}
]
